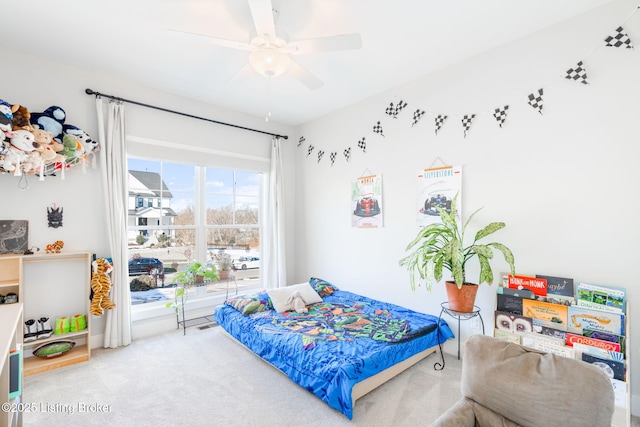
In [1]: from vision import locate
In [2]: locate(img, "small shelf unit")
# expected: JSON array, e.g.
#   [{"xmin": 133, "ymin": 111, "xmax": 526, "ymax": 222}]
[{"xmin": 0, "ymin": 252, "xmax": 92, "ymax": 376}]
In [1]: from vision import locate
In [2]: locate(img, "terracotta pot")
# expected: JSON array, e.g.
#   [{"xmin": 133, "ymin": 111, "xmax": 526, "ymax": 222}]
[
  {"xmin": 445, "ymin": 281, "xmax": 479, "ymax": 312},
  {"xmin": 218, "ymin": 270, "xmax": 230, "ymax": 280}
]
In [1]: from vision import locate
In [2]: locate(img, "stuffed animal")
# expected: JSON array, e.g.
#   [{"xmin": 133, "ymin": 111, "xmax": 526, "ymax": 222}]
[
  {"xmin": 30, "ymin": 105, "xmax": 66, "ymax": 142},
  {"xmin": 90, "ymin": 258, "xmax": 115, "ymax": 316},
  {"xmin": 288, "ymin": 290, "xmax": 308, "ymax": 314},
  {"xmin": 60, "ymin": 133, "xmax": 82, "ymax": 165},
  {"xmin": 31, "ymin": 127, "xmax": 64, "ymax": 152},
  {"xmin": 0, "ymin": 129, "xmax": 39, "ymax": 175},
  {"xmin": 0, "ymin": 100, "xmax": 15, "ymax": 147},
  {"xmin": 0, "ymin": 100, "xmax": 13, "ymax": 121},
  {"xmin": 63, "ymin": 124, "xmax": 99, "ymax": 155},
  {"xmin": 45, "ymin": 240, "xmax": 64, "ymax": 253},
  {"xmin": 10, "ymin": 104, "xmax": 31, "ymax": 130}
]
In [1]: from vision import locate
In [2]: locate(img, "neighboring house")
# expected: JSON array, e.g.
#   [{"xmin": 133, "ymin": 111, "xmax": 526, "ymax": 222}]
[{"xmin": 127, "ymin": 170, "xmax": 176, "ymax": 244}]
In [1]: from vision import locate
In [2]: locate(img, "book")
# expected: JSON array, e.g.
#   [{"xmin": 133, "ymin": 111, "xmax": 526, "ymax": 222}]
[
  {"xmin": 567, "ymin": 306, "xmax": 624, "ymax": 335},
  {"xmin": 537, "ymin": 325, "xmax": 568, "ymax": 341},
  {"xmin": 521, "ymin": 333, "xmax": 574, "ymax": 358},
  {"xmin": 507, "ymin": 274, "xmax": 547, "ymax": 297},
  {"xmin": 494, "ymin": 311, "xmax": 533, "ymax": 335},
  {"xmin": 532, "ymin": 318, "xmax": 567, "ymax": 332},
  {"xmin": 582, "ymin": 329, "xmax": 625, "ymax": 354},
  {"xmin": 573, "ymin": 343, "xmax": 624, "ymax": 363},
  {"xmin": 536, "ymin": 274, "xmax": 574, "ymax": 297},
  {"xmin": 496, "ymin": 293, "xmax": 523, "ymax": 315},
  {"xmin": 566, "ymin": 333, "xmax": 621, "ymax": 352},
  {"xmin": 493, "ymin": 328, "xmax": 521, "ymax": 344},
  {"xmin": 497, "ymin": 285, "xmax": 536, "ymax": 300},
  {"xmin": 611, "ymin": 379, "xmax": 627, "ymax": 407},
  {"xmin": 582, "ymin": 353, "xmax": 625, "ymax": 381},
  {"xmin": 522, "ymin": 299, "xmax": 568, "ymax": 329},
  {"xmin": 521, "ymin": 332, "xmax": 565, "ymax": 347},
  {"xmin": 576, "ymin": 282, "xmax": 626, "ymax": 314},
  {"xmin": 543, "ymin": 294, "xmax": 575, "ymax": 306}
]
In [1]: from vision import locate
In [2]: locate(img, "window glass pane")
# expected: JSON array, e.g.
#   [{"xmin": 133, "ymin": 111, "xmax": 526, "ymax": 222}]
[
  {"xmin": 206, "ymin": 168, "xmax": 233, "ymax": 195},
  {"xmin": 128, "ymin": 158, "xmax": 262, "ymax": 306}
]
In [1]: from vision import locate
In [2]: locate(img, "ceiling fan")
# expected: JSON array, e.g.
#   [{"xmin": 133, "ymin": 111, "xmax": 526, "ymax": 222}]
[{"xmin": 168, "ymin": 0, "xmax": 362, "ymax": 90}]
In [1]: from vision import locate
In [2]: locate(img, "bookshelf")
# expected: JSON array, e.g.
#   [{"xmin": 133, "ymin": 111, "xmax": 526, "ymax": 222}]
[
  {"xmin": 0, "ymin": 252, "xmax": 92, "ymax": 376},
  {"xmin": 493, "ymin": 277, "xmax": 630, "ymax": 427}
]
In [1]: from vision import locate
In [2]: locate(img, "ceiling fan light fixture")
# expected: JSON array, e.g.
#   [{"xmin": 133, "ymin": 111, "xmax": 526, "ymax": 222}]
[{"xmin": 249, "ymin": 48, "xmax": 291, "ymax": 78}]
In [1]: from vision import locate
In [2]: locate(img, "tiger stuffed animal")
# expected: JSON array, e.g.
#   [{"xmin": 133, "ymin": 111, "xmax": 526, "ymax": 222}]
[{"xmin": 90, "ymin": 258, "xmax": 116, "ymax": 316}]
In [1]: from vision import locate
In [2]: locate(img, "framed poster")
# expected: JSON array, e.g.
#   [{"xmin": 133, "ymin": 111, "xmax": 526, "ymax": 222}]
[
  {"xmin": 351, "ymin": 174, "xmax": 383, "ymax": 228},
  {"xmin": 0, "ymin": 220, "xmax": 29, "ymax": 254},
  {"xmin": 416, "ymin": 165, "xmax": 462, "ymax": 228}
]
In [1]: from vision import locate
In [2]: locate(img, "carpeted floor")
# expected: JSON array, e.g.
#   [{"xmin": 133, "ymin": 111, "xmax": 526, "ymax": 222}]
[
  {"xmin": 21, "ymin": 325, "xmax": 638, "ymax": 426},
  {"xmin": 21, "ymin": 324, "xmax": 463, "ymax": 426}
]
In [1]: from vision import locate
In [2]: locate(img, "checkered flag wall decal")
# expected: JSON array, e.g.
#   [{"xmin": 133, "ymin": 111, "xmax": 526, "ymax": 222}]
[
  {"xmin": 565, "ymin": 61, "xmax": 589, "ymax": 85},
  {"xmin": 527, "ymin": 88, "xmax": 544, "ymax": 115},
  {"xmin": 461, "ymin": 114, "xmax": 476, "ymax": 138},
  {"xmin": 297, "ymin": 136, "xmax": 305, "ymax": 147},
  {"xmin": 373, "ymin": 121, "xmax": 385, "ymax": 137},
  {"xmin": 317, "ymin": 150, "xmax": 325, "ymax": 163},
  {"xmin": 357, "ymin": 137, "xmax": 367, "ymax": 152},
  {"xmin": 493, "ymin": 105, "xmax": 509, "ymax": 128},
  {"xmin": 343, "ymin": 147, "xmax": 351, "ymax": 162},
  {"xmin": 307, "ymin": 145, "xmax": 314, "ymax": 157},
  {"xmin": 385, "ymin": 100, "xmax": 408, "ymax": 119},
  {"xmin": 412, "ymin": 109, "xmax": 426, "ymax": 127},
  {"xmin": 435, "ymin": 115, "xmax": 448, "ymax": 135},
  {"xmin": 605, "ymin": 26, "xmax": 634, "ymax": 49},
  {"xmin": 329, "ymin": 152, "xmax": 337, "ymax": 166},
  {"xmin": 395, "ymin": 100, "xmax": 408, "ymax": 117},
  {"xmin": 385, "ymin": 102, "xmax": 395, "ymax": 117}
]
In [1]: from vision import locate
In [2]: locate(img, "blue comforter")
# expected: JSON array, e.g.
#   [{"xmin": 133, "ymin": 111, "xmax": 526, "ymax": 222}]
[{"xmin": 214, "ymin": 290, "xmax": 453, "ymax": 419}]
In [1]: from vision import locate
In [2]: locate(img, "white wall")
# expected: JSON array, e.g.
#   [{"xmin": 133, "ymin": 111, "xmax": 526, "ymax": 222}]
[
  {"xmin": 294, "ymin": 0, "xmax": 640, "ymax": 415},
  {"xmin": 0, "ymin": 47, "xmax": 296, "ymax": 343}
]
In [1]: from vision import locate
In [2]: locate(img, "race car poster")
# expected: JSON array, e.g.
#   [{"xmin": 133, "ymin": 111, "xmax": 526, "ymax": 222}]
[
  {"xmin": 416, "ymin": 165, "xmax": 462, "ymax": 228},
  {"xmin": 351, "ymin": 174, "xmax": 383, "ymax": 228}
]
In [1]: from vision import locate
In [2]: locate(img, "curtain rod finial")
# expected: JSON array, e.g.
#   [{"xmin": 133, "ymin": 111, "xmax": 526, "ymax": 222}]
[{"xmin": 85, "ymin": 88, "xmax": 96, "ymax": 95}]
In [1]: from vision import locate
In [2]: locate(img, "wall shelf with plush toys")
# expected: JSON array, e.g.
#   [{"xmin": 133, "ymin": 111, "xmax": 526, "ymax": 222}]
[
  {"xmin": 0, "ymin": 251, "xmax": 92, "ymax": 376},
  {"xmin": 0, "ymin": 100, "xmax": 99, "ymax": 183}
]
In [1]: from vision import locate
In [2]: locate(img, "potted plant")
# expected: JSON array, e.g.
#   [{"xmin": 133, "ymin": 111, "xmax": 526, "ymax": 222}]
[
  {"xmin": 399, "ymin": 193, "xmax": 515, "ymax": 312},
  {"xmin": 166, "ymin": 261, "xmax": 218, "ymax": 312},
  {"xmin": 216, "ymin": 253, "xmax": 233, "ymax": 280}
]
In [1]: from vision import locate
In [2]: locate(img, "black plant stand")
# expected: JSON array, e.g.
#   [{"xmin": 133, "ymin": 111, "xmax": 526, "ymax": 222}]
[{"xmin": 434, "ymin": 302, "xmax": 484, "ymax": 370}]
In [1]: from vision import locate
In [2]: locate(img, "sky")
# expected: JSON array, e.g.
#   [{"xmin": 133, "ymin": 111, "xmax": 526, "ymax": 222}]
[{"xmin": 128, "ymin": 158, "xmax": 261, "ymax": 214}]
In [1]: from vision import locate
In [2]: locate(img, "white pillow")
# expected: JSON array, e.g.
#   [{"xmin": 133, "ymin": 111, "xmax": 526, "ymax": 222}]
[{"xmin": 268, "ymin": 282, "xmax": 322, "ymax": 313}]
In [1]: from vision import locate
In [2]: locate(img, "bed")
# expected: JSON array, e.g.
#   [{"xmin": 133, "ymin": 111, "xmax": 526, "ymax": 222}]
[{"xmin": 213, "ymin": 277, "xmax": 454, "ymax": 419}]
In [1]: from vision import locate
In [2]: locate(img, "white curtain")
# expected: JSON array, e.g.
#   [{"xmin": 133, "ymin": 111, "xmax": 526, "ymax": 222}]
[
  {"xmin": 95, "ymin": 97, "xmax": 132, "ymax": 348},
  {"xmin": 263, "ymin": 137, "xmax": 287, "ymax": 289}
]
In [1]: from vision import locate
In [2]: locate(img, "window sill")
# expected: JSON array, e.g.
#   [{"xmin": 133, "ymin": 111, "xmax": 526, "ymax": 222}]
[{"xmin": 131, "ymin": 293, "xmax": 227, "ymax": 322}]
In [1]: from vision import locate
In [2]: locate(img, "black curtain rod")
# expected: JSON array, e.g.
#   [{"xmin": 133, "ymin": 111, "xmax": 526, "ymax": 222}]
[{"xmin": 84, "ymin": 88, "xmax": 288, "ymax": 140}]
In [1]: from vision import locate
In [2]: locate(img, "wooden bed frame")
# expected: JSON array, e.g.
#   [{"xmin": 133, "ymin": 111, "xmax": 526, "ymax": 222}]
[{"xmin": 219, "ymin": 328, "xmax": 441, "ymax": 410}]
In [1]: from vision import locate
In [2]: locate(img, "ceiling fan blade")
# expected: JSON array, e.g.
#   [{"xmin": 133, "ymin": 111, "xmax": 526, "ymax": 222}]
[
  {"xmin": 288, "ymin": 59, "xmax": 323, "ymax": 90},
  {"xmin": 285, "ymin": 33, "xmax": 362, "ymax": 55},
  {"xmin": 248, "ymin": 0, "xmax": 277, "ymax": 43},
  {"xmin": 167, "ymin": 29, "xmax": 255, "ymax": 52}
]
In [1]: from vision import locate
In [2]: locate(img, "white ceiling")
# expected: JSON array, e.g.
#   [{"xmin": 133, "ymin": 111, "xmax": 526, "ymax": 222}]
[{"xmin": 2, "ymin": 0, "xmax": 614, "ymax": 126}]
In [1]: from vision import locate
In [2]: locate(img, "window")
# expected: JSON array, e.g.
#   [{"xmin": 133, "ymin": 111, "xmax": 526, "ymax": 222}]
[{"xmin": 127, "ymin": 157, "xmax": 263, "ymax": 306}]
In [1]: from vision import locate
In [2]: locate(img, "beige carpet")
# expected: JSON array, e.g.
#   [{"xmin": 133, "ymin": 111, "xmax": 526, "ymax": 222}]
[{"xmin": 22, "ymin": 324, "xmax": 463, "ymax": 426}]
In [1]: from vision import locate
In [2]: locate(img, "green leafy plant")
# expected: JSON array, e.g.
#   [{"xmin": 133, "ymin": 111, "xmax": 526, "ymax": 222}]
[
  {"xmin": 166, "ymin": 261, "xmax": 218, "ymax": 311},
  {"xmin": 217, "ymin": 253, "xmax": 233, "ymax": 271},
  {"xmin": 399, "ymin": 193, "xmax": 515, "ymax": 292}
]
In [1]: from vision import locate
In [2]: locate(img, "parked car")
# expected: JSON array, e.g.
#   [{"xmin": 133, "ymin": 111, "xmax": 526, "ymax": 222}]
[
  {"xmin": 232, "ymin": 256, "xmax": 260, "ymax": 270},
  {"xmin": 128, "ymin": 257, "xmax": 164, "ymax": 276}
]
